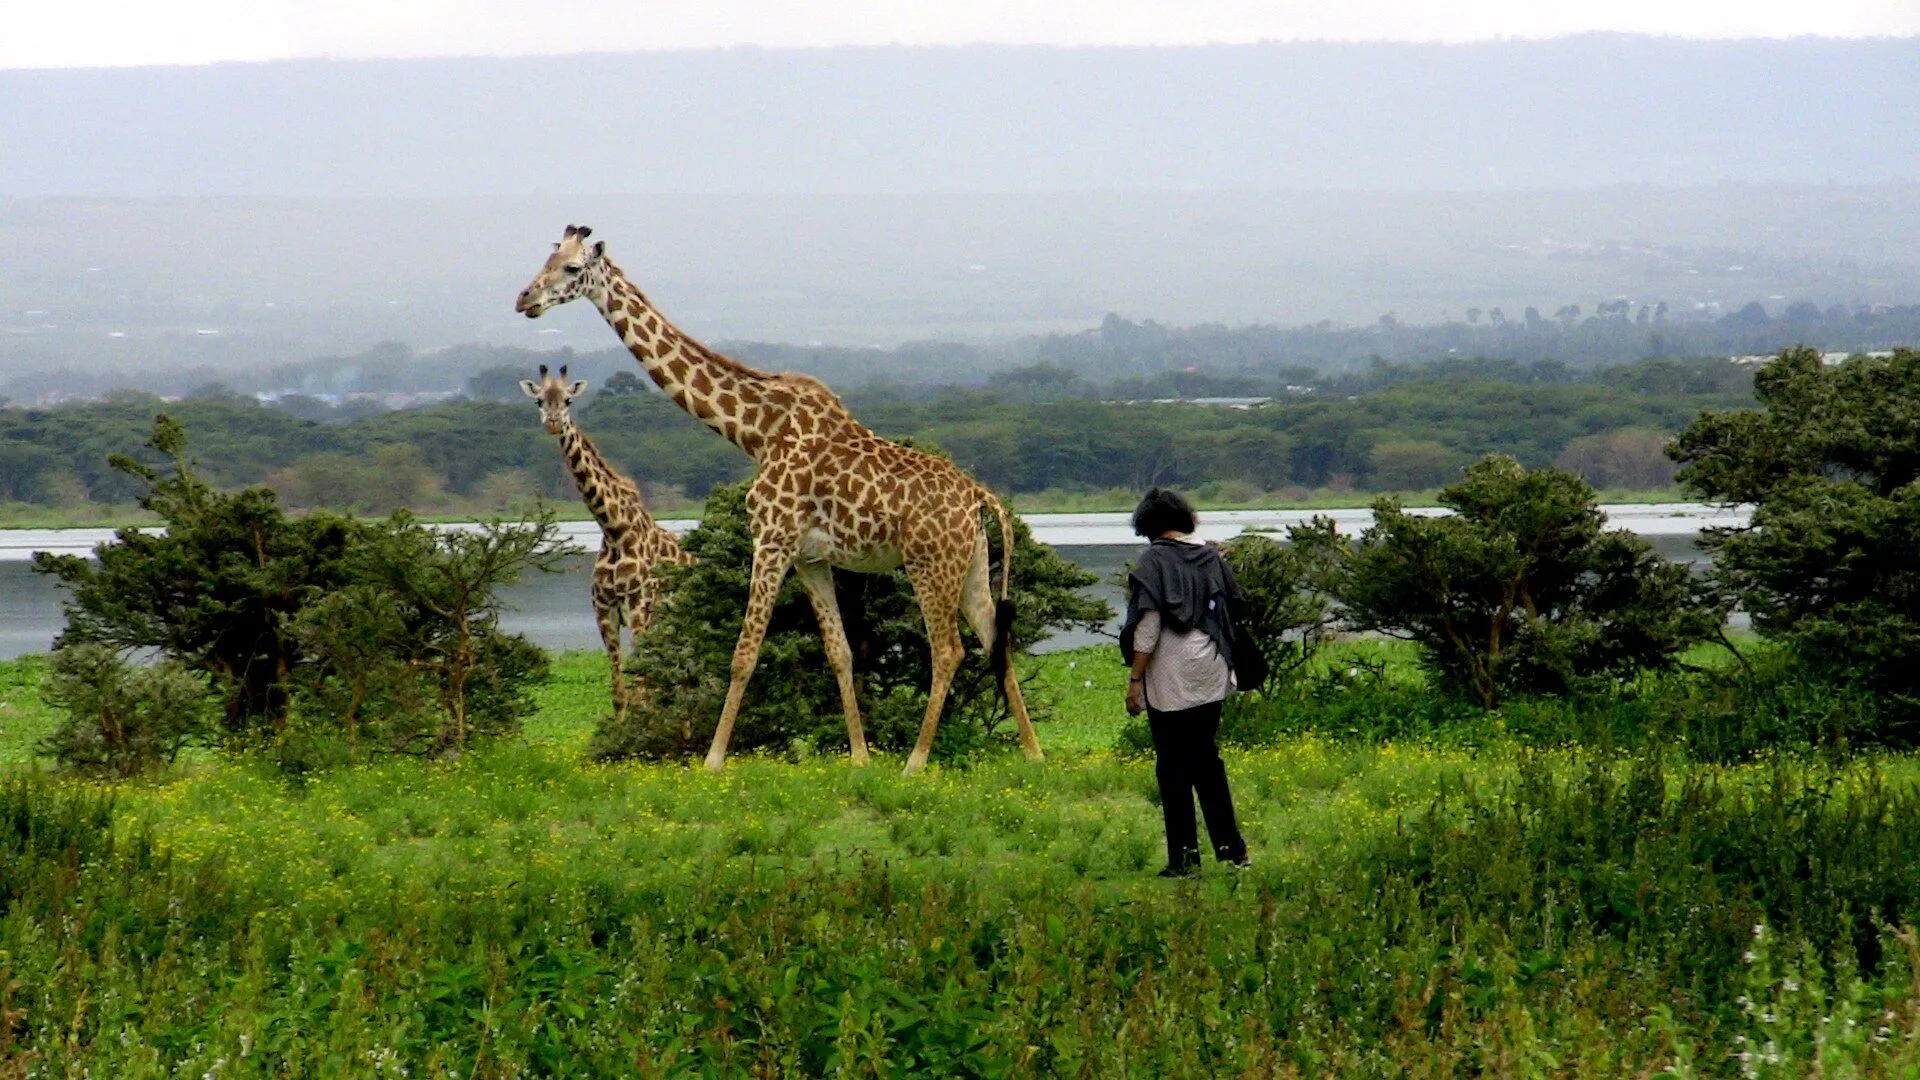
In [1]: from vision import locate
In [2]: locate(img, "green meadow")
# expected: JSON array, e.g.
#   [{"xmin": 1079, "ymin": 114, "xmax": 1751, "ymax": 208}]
[{"xmin": 7, "ymin": 644, "xmax": 1920, "ymax": 1076}]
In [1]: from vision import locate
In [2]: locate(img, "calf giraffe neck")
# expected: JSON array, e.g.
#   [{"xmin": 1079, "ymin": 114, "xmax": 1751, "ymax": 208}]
[
  {"xmin": 557, "ymin": 416, "xmax": 626, "ymax": 526},
  {"xmin": 517, "ymin": 225, "xmax": 1041, "ymax": 775}
]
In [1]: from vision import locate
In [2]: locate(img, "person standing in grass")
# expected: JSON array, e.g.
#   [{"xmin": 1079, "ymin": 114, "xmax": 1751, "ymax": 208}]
[{"xmin": 1120, "ymin": 487, "xmax": 1252, "ymax": 877}]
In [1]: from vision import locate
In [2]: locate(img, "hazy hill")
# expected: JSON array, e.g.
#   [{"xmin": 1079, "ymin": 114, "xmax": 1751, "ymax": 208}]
[
  {"xmin": 5, "ymin": 185, "xmax": 1920, "ymax": 385},
  {"xmin": 4, "ymin": 37, "xmax": 1920, "ymax": 382},
  {"xmin": 5, "ymin": 37, "xmax": 1918, "ymax": 196}
]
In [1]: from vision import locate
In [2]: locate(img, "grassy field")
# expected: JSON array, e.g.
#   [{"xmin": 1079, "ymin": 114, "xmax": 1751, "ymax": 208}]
[{"xmin": 7, "ymin": 647, "xmax": 1920, "ymax": 1076}]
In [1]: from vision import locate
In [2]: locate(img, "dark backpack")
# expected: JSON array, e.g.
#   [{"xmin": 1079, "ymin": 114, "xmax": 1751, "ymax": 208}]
[{"xmin": 1219, "ymin": 557, "xmax": 1269, "ymax": 693}]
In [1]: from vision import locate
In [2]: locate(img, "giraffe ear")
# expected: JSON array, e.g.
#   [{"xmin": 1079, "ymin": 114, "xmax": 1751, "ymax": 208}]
[
  {"xmin": 567, "ymin": 380, "xmax": 588, "ymax": 398},
  {"xmin": 519, "ymin": 380, "xmax": 540, "ymax": 399},
  {"xmin": 591, "ymin": 240, "xmax": 605, "ymax": 260}
]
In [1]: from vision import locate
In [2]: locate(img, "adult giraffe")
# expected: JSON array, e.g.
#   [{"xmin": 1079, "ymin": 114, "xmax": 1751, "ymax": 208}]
[
  {"xmin": 515, "ymin": 225, "xmax": 1041, "ymax": 774},
  {"xmin": 521, "ymin": 362, "xmax": 694, "ymax": 725}
]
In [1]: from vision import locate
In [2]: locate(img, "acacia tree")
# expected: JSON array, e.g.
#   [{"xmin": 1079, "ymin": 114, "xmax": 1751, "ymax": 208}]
[
  {"xmin": 1672, "ymin": 346, "xmax": 1920, "ymax": 735},
  {"xmin": 33, "ymin": 416, "xmax": 361, "ymax": 735},
  {"xmin": 38, "ymin": 644, "xmax": 213, "ymax": 776},
  {"xmin": 351, "ymin": 512, "xmax": 573, "ymax": 753},
  {"xmin": 287, "ymin": 584, "xmax": 422, "ymax": 757},
  {"xmin": 1217, "ymin": 529, "xmax": 1341, "ymax": 694},
  {"xmin": 1314, "ymin": 455, "xmax": 1722, "ymax": 707},
  {"xmin": 36, "ymin": 415, "xmax": 567, "ymax": 764}
]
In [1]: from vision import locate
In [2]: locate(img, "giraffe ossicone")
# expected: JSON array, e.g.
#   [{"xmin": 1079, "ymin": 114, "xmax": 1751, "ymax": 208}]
[
  {"xmin": 521, "ymin": 363, "xmax": 694, "ymax": 726},
  {"xmin": 516, "ymin": 225, "xmax": 1042, "ymax": 775}
]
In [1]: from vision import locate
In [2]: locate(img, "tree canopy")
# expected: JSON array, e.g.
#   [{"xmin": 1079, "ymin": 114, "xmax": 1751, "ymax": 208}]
[{"xmin": 1675, "ymin": 347, "xmax": 1920, "ymax": 738}]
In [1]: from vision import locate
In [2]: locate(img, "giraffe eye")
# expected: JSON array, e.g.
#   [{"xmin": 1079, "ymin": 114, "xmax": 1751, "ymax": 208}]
[{"xmin": 564, "ymin": 264, "xmax": 582, "ymax": 275}]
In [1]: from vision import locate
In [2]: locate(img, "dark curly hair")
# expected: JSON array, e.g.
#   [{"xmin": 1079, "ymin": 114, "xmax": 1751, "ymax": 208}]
[{"xmin": 1131, "ymin": 487, "xmax": 1198, "ymax": 538}]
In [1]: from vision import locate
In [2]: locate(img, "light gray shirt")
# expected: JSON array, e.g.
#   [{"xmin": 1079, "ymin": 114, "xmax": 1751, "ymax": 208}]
[{"xmin": 1133, "ymin": 606, "xmax": 1234, "ymax": 712}]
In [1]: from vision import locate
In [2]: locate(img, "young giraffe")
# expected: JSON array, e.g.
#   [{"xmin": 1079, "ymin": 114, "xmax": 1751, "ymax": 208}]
[
  {"xmin": 520, "ymin": 362, "xmax": 695, "ymax": 724},
  {"xmin": 515, "ymin": 225, "xmax": 1041, "ymax": 775}
]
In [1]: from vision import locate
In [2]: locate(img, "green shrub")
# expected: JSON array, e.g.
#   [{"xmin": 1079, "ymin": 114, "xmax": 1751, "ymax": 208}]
[
  {"xmin": 284, "ymin": 583, "xmax": 434, "ymax": 765},
  {"xmin": 343, "ymin": 512, "xmax": 565, "ymax": 755},
  {"xmin": 1376, "ymin": 750, "xmax": 1920, "ymax": 1003},
  {"xmin": 277, "ymin": 518, "xmax": 563, "ymax": 768},
  {"xmin": 1314, "ymin": 455, "xmax": 1724, "ymax": 707},
  {"xmin": 0, "ymin": 774, "xmax": 120, "ymax": 909},
  {"xmin": 1674, "ymin": 346, "xmax": 1920, "ymax": 741},
  {"xmin": 1120, "ymin": 659, "xmax": 1486, "ymax": 752},
  {"xmin": 1217, "ymin": 528, "xmax": 1339, "ymax": 694},
  {"xmin": 1633, "ymin": 650, "xmax": 1882, "ymax": 761},
  {"xmin": 596, "ymin": 479, "xmax": 1111, "ymax": 762},
  {"xmin": 34, "ymin": 416, "xmax": 565, "ymax": 770},
  {"xmin": 33, "ymin": 415, "xmax": 361, "ymax": 735},
  {"xmin": 37, "ymin": 644, "xmax": 213, "ymax": 775},
  {"xmin": 1151, "ymin": 641, "xmax": 1880, "ymax": 760}
]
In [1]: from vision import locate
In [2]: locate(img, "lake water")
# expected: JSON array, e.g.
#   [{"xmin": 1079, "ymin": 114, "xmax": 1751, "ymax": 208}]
[{"xmin": 0, "ymin": 506, "xmax": 1737, "ymax": 661}]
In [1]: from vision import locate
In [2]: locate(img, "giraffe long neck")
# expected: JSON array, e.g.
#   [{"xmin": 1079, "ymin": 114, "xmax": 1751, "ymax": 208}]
[
  {"xmin": 555, "ymin": 421, "xmax": 637, "ymax": 532},
  {"xmin": 590, "ymin": 263, "xmax": 774, "ymax": 459}
]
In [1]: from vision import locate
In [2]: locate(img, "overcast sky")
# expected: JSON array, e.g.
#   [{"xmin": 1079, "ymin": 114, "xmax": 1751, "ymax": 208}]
[{"xmin": 10, "ymin": 0, "xmax": 1920, "ymax": 69}]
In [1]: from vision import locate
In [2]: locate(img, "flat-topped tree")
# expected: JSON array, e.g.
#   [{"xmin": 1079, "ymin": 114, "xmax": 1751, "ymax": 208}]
[
  {"xmin": 520, "ymin": 362, "xmax": 694, "ymax": 724},
  {"xmin": 515, "ymin": 225, "xmax": 1039, "ymax": 774}
]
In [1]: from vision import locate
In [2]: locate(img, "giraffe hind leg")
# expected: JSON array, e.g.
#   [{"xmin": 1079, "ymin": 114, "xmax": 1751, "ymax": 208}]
[
  {"xmin": 794, "ymin": 561, "xmax": 871, "ymax": 766},
  {"xmin": 903, "ymin": 558, "xmax": 967, "ymax": 776},
  {"xmin": 961, "ymin": 537, "xmax": 1042, "ymax": 761}
]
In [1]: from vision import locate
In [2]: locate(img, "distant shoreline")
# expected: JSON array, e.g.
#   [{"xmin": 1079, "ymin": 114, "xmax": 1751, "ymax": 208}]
[
  {"xmin": 0, "ymin": 502, "xmax": 1744, "ymax": 563},
  {"xmin": 0, "ymin": 487, "xmax": 1690, "ymax": 534}
]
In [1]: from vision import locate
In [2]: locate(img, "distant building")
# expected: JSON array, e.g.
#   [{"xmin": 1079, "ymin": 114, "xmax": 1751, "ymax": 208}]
[
  {"xmin": 1188, "ymin": 397, "xmax": 1273, "ymax": 409},
  {"xmin": 1730, "ymin": 350, "xmax": 1897, "ymax": 368},
  {"xmin": 1142, "ymin": 396, "xmax": 1273, "ymax": 409}
]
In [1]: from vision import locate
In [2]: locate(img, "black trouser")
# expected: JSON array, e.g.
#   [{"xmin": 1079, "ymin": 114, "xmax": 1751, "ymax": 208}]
[{"xmin": 1147, "ymin": 700, "xmax": 1247, "ymax": 870}]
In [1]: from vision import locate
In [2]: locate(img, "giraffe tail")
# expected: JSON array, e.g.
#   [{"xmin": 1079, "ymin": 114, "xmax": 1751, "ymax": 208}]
[{"xmin": 982, "ymin": 490, "xmax": 1017, "ymax": 685}]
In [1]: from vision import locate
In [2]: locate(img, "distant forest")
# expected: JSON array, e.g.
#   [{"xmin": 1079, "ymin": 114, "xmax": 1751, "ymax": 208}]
[
  {"xmin": 32, "ymin": 297, "xmax": 1914, "ymax": 407},
  {"xmin": 0, "ymin": 349, "xmax": 1775, "ymax": 518}
]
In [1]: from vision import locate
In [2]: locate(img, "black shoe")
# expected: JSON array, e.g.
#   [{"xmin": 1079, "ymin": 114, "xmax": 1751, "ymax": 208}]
[{"xmin": 1157, "ymin": 864, "xmax": 1199, "ymax": 879}]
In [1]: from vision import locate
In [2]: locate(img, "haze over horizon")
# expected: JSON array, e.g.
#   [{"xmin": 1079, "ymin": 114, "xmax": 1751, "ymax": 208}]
[
  {"xmin": 4, "ymin": 30, "xmax": 1920, "ymax": 387},
  {"xmin": 10, "ymin": 1, "xmax": 1916, "ymax": 69}
]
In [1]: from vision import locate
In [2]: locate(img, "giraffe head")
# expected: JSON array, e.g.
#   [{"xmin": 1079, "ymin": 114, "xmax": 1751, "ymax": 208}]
[
  {"xmin": 515, "ymin": 224, "xmax": 608, "ymax": 318},
  {"xmin": 519, "ymin": 363, "xmax": 589, "ymax": 435}
]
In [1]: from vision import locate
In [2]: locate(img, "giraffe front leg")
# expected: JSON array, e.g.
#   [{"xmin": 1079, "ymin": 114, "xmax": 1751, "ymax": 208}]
[
  {"xmin": 794, "ymin": 561, "xmax": 870, "ymax": 766},
  {"xmin": 596, "ymin": 600, "xmax": 627, "ymax": 723},
  {"xmin": 705, "ymin": 543, "xmax": 793, "ymax": 772}
]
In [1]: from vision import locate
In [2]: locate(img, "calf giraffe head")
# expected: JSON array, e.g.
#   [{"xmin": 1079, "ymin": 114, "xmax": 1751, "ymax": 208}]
[
  {"xmin": 519, "ymin": 363, "xmax": 588, "ymax": 435},
  {"xmin": 515, "ymin": 224, "xmax": 608, "ymax": 317}
]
